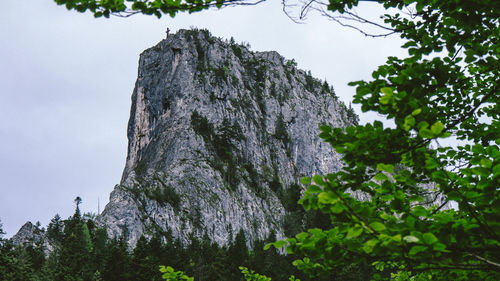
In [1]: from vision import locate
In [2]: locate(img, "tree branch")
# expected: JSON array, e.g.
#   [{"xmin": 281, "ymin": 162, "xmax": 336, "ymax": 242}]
[
  {"xmin": 413, "ymin": 264, "xmax": 491, "ymax": 271},
  {"xmin": 109, "ymin": 0, "xmax": 268, "ymax": 18},
  {"xmin": 325, "ymin": 179, "xmax": 381, "ymax": 236},
  {"xmin": 467, "ymin": 253, "xmax": 500, "ymax": 270}
]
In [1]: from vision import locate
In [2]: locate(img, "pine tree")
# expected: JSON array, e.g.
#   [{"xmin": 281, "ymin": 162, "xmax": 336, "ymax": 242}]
[
  {"xmin": 55, "ymin": 197, "xmax": 93, "ymax": 281},
  {"xmin": 102, "ymin": 230, "xmax": 131, "ymax": 281},
  {"xmin": 131, "ymin": 235, "xmax": 158, "ymax": 281},
  {"xmin": 47, "ymin": 214, "xmax": 64, "ymax": 248},
  {"xmin": 91, "ymin": 227, "xmax": 109, "ymax": 276},
  {"xmin": 226, "ymin": 230, "xmax": 249, "ymax": 280}
]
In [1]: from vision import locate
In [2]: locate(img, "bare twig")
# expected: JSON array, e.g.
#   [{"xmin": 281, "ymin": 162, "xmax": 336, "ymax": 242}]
[
  {"xmin": 413, "ymin": 265, "xmax": 491, "ymax": 271},
  {"xmin": 467, "ymin": 253, "xmax": 500, "ymax": 269},
  {"xmin": 299, "ymin": 0, "xmax": 315, "ymax": 20}
]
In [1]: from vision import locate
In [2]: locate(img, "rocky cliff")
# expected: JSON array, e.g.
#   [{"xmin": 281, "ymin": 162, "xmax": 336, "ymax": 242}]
[
  {"xmin": 98, "ymin": 29, "xmax": 358, "ymax": 246},
  {"xmin": 11, "ymin": 222, "xmax": 52, "ymax": 254}
]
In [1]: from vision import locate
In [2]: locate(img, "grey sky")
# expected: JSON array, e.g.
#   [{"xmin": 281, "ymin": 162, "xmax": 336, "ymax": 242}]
[{"xmin": 0, "ymin": 0, "xmax": 405, "ymax": 236}]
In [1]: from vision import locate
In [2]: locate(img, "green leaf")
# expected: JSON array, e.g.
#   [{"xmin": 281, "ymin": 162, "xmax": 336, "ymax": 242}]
[
  {"xmin": 425, "ymin": 158, "xmax": 439, "ymax": 170},
  {"xmin": 319, "ymin": 124, "xmax": 331, "ymax": 132},
  {"xmin": 344, "ymin": 142, "xmax": 355, "ymax": 150},
  {"xmin": 380, "ymin": 95, "xmax": 392, "ymax": 105},
  {"xmin": 472, "ymin": 167, "xmax": 491, "ymax": 177},
  {"xmin": 363, "ymin": 239, "xmax": 379, "ymax": 253},
  {"xmin": 447, "ymin": 191, "xmax": 461, "ymax": 201},
  {"xmin": 493, "ymin": 164, "xmax": 500, "ymax": 176},
  {"xmin": 273, "ymin": 240, "xmax": 287, "ymax": 248},
  {"xmin": 374, "ymin": 173, "xmax": 388, "ymax": 181},
  {"xmin": 409, "ymin": 245, "xmax": 427, "ymax": 255},
  {"xmin": 391, "ymin": 234, "xmax": 402, "ymax": 242},
  {"xmin": 434, "ymin": 212, "xmax": 454, "ymax": 224},
  {"xmin": 431, "ymin": 170, "xmax": 447, "ymax": 182},
  {"xmin": 403, "ymin": 115, "xmax": 416, "ymax": 130},
  {"xmin": 330, "ymin": 203, "xmax": 344, "ymax": 214},
  {"xmin": 439, "ymin": 131, "xmax": 452, "ymax": 138},
  {"xmin": 313, "ymin": 175, "xmax": 324, "ymax": 185},
  {"xmin": 422, "ymin": 233, "xmax": 438, "ymax": 245},
  {"xmin": 480, "ymin": 158, "xmax": 492, "ymax": 168},
  {"xmin": 306, "ymin": 185, "xmax": 322, "ymax": 193},
  {"xmin": 308, "ymin": 228, "xmax": 324, "ymax": 236},
  {"xmin": 380, "ymin": 194, "xmax": 394, "ymax": 201},
  {"xmin": 411, "ymin": 108, "xmax": 422, "ymax": 116},
  {"xmin": 346, "ymin": 226, "xmax": 363, "ymax": 239},
  {"xmin": 412, "ymin": 206, "xmax": 428, "ymax": 217},
  {"xmin": 471, "ymin": 144, "xmax": 484, "ymax": 154},
  {"xmin": 380, "ymin": 87, "xmax": 394, "ymax": 95},
  {"xmin": 318, "ymin": 191, "xmax": 336, "ymax": 204},
  {"xmin": 379, "ymin": 87, "xmax": 394, "ymax": 105},
  {"xmin": 430, "ymin": 121, "xmax": 444, "ymax": 135},
  {"xmin": 377, "ymin": 163, "xmax": 394, "ymax": 173},
  {"xmin": 265, "ymin": 240, "xmax": 286, "ymax": 250},
  {"xmin": 403, "ymin": 235, "xmax": 419, "ymax": 243},
  {"xmin": 301, "ymin": 176, "xmax": 311, "ymax": 185},
  {"xmin": 417, "ymin": 121, "xmax": 429, "ymax": 130},
  {"xmin": 296, "ymin": 232, "xmax": 309, "ymax": 241},
  {"xmin": 394, "ymin": 190, "xmax": 405, "ymax": 200},
  {"xmin": 419, "ymin": 128, "xmax": 434, "ymax": 139},
  {"xmin": 369, "ymin": 222, "xmax": 386, "ymax": 232},
  {"xmin": 433, "ymin": 242, "xmax": 448, "ymax": 252}
]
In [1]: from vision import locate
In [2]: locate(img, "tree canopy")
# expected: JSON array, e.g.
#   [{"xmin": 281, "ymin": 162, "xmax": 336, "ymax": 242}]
[
  {"xmin": 53, "ymin": 0, "xmax": 265, "ymax": 18},
  {"xmin": 265, "ymin": 0, "xmax": 499, "ymax": 279}
]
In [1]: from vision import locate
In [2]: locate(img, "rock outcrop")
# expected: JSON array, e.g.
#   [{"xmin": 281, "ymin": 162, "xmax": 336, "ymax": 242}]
[
  {"xmin": 11, "ymin": 221, "xmax": 52, "ymax": 253},
  {"xmin": 98, "ymin": 29, "xmax": 358, "ymax": 246}
]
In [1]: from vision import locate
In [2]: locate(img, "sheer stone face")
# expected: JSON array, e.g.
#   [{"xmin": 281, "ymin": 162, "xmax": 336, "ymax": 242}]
[{"xmin": 98, "ymin": 29, "xmax": 357, "ymax": 247}]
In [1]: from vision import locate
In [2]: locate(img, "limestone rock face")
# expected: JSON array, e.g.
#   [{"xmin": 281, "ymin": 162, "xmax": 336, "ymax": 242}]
[
  {"xmin": 99, "ymin": 29, "xmax": 358, "ymax": 246},
  {"xmin": 11, "ymin": 221, "xmax": 52, "ymax": 253}
]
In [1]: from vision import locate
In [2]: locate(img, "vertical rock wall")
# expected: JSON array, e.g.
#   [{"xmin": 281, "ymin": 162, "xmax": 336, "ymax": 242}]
[{"xmin": 99, "ymin": 29, "xmax": 358, "ymax": 246}]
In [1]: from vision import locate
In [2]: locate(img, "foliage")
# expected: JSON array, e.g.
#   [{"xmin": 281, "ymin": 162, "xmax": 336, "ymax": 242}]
[
  {"xmin": 268, "ymin": 167, "xmax": 282, "ymax": 193},
  {"xmin": 134, "ymin": 159, "xmax": 148, "ymax": 178},
  {"xmin": 191, "ymin": 110, "xmax": 215, "ymax": 140},
  {"xmin": 213, "ymin": 64, "xmax": 230, "ymax": 83},
  {"xmin": 152, "ymin": 228, "xmax": 331, "ymax": 281},
  {"xmin": 53, "ymin": 0, "xmax": 263, "ymax": 18},
  {"xmin": 262, "ymin": 0, "xmax": 500, "ymax": 280},
  {"xmin": 304, "ymin": 71, "xmax": 318, "ymax": 93},
  {"xmin": 240, "ymin": 266, "xmax": 272, "ymax": 281},
  {"xmin": 160, "ymin": 265, "xmax": 194, "ymax": 281},
  {"xmin": 101, "ymin": 233, "xmax": 131, "ymax": 281},
  {"xmin": 191, "ymin": 111, "xmax": 247, "ymax": 190},
  {"xmin": 274, "ymin": 112, "xmax": 290, "ymax": 145},
  {"xmin": 158, "ymin": 266, "xmax": 279, "ymax": 281},
  {"xmin": 345, "ymin": 103, "xmax": 358, "ymax": 125},
  {"xmin": 1, "ymin": 195, "xmax": 375, "ymax": 281},
  {"xmin": 148, "ymin": 182, "xmax": 181, "ymax": 210},
  {"xmin": 230, "ymin": 39, "xmax": 244, "ymax": 60},
  {"xmin": 159, "ymin": 265, "xmax": 303, "ymax": 281},
  {"xmin": 47, "ymin": 214, "xmax": 64, "ymax": 243},
  {"xmin": 55, "ymin": 198, "xmax": 94, "ymax": 281}
]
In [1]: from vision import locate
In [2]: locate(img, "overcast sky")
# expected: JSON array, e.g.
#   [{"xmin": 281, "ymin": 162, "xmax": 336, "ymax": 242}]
[{"xmin": 0, "ymin": 0, "xmax": 405, "ymax": 236}]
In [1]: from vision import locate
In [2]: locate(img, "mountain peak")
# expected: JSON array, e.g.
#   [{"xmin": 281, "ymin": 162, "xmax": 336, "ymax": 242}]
[{"xmin": 99, "ymin": 28, "xmax": 358, "ymax": 247}]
